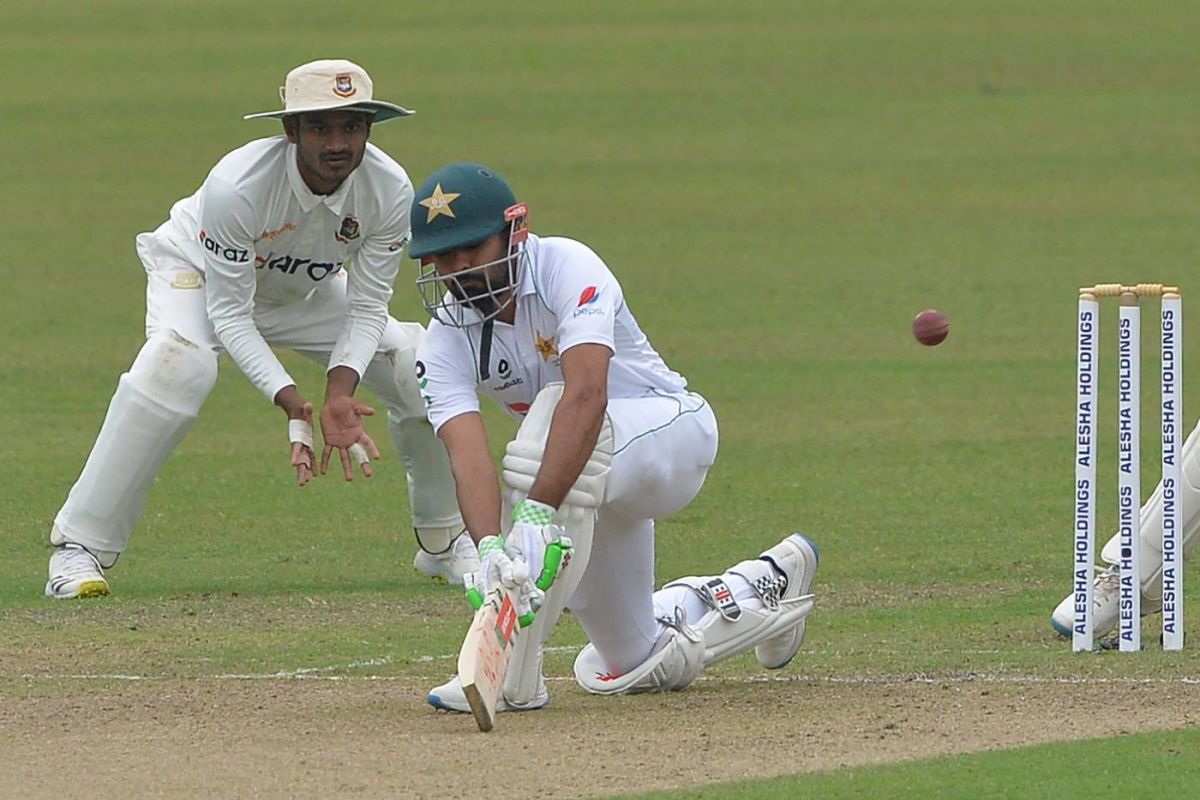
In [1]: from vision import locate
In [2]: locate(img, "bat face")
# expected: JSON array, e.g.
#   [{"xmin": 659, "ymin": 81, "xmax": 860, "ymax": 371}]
[{"xmin": 457, "ymin": 585, "xmax": 520, "ymax": 732}]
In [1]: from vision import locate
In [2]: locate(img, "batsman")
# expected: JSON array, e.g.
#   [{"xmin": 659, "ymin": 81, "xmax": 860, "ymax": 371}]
[
  {"xmin": 410, "ymin": 163, "xmax": 821, "ymax": 711},
  {"xmin": 1052, "ymin": 418, "xmax": 1200, "ymax": 638}
]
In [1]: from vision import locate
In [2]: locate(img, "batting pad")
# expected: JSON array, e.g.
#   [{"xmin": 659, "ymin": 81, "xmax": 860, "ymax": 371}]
[
  {"xmin": 663, "ymin": 572, "xmax": 816, "ymax": 667},
  {"xmin": 499, "ymin": 382, "xmax": 613, "ymax": 706},
  {"xmin": 574, "ymin": 610, "xmax": 703, "ymax": 695},
  {"xmin": 1100, "ymin": 419, "xmax": 1200, "ymax": 594}
]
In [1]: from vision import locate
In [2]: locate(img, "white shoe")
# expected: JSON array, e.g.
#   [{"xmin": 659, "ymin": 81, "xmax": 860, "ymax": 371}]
[
  {"xmin": 1050, "ymin": 567, "xmax": 1162, "ymax": 638},
  {"xmin": 45, "ymin": 544, "xmax": 110, "ymax": 599},
  {"xmin": 426, "ymin": 673, "xmax": 550, "ymax": 713},
  {"xmin": 753, "ymin": 533, "xmax": 819, "ymax": 669},
  {"xmin": 413, "ymin": 532, "xmax": 480, "ymax": 584}
]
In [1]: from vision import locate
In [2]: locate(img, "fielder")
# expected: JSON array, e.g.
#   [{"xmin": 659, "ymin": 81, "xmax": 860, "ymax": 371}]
[
  {"xmin": 1051, "ymin": 419, "xmax": 1200, "ymax": 637},
  {"xmin": 45, "ymin": 60, "xmax": 478, "ymax": 599},
  {"xmin": 408, "ymin": 163, "xmax": 820, "ymax": 710}
]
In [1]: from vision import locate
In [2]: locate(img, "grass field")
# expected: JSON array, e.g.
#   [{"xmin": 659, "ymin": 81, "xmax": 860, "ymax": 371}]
[{"xmin": 3, "ymin": 2, "xmax": 1199, "ymax": 798}]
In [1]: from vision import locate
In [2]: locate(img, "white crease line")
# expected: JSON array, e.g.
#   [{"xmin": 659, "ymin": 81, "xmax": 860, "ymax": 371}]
[
  {"xmin": 16, "ymin": 646, "xmax": 1199, "ymax": 687},
  {"xmin": 414, "ymin": 644, "xmax": 580, "ymax": 663},
  {"xmin": 17, "ymin": 671, "xmax": 1200, "ymax": 687},
  {"xmin": 17, "ymin": 675, "xmax": 1200, "ymax": 686},
  {"xmin": 697, "ymin": 674, "xmax": 1200, "ymax": 686}
]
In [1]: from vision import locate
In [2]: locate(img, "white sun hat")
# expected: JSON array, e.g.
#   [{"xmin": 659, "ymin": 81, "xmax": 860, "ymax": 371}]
[{"xmin": 244, "ymin": 59, "xmax": 413, "ymax": 122}]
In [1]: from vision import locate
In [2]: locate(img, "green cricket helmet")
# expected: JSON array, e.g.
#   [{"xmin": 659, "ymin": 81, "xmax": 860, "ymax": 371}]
[{"xmin": 410, "ymin": 162, "xmax": 530, "ymax": 326}]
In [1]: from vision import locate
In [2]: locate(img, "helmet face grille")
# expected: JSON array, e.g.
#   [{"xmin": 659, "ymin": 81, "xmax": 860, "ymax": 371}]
[{"xmin": 415, "ymin": 220, "xmax": 529, "ymax": 328}]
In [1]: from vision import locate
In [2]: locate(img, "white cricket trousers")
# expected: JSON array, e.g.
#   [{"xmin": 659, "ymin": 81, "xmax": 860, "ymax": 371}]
[
  {"xmin": 567, "ymin": 391, "xmax": 719, "ymax": 674},
  {"xmin": 54, "ymin": 240, "xmax": 461, "ymax": 558}
]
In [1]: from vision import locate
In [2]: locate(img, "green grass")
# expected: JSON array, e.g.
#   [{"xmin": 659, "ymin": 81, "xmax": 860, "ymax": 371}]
[
  {"xmin": 3, "ymin": 0, "xmax": 1200, "ymax": 796},
  {"xmin": 623, "ymin": 727, "xmax": 1200, "ymax": 799}
]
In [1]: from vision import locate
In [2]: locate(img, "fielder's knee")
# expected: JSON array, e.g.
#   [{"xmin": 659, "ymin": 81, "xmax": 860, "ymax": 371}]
[
  {"xmin": 381, "ymin": 321, "xmax": 429, "ymax": 420},
  {"xmin": 127, "ymin": 330, "xmax": 218, "ymax": 416}
]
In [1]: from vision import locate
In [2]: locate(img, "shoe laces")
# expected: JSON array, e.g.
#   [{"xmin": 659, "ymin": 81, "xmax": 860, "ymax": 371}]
[
  {"xmin": 1099, "ymin": 566, "xmax": 1123, "ymax": 597},
  {"xmin": 451, "ymin": 533, "xmax": 479, "ymax": 559},
  {"xmin": 55, "ymin": 545, "xmax": 102, "ymax": 577},
  {"xmin": 655, "ymin": 606, "xmax": 702, "ymax": 644}
]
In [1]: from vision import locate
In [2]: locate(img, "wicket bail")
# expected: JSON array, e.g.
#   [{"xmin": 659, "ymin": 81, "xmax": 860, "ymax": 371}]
[{"xmin": 1074, "ymin": 284, "xmax": 1183, "ymax": 652}]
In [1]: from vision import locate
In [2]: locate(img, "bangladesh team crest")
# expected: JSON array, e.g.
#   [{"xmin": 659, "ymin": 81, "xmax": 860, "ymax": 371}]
[
  {"xmin": 336, "ymin": 215, "xmax": 360, "ymax": 243},
  {"xmin": 333, "ymin": 73, "xmax": 356, "ymax": 98}
]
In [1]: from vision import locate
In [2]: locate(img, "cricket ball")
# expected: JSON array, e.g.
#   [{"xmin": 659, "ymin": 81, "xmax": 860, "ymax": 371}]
[{"xmin": 912, "ymin": 309, "xmax": 949, "ymax": 346}]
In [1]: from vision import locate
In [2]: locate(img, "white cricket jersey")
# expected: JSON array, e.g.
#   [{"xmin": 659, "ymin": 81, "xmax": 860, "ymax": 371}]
[
  {"xmin": 416, "ymin": 234, "xmax": 688, "ymax": 432},
  {"xmin": 140, "ymin": 136, "xmax": 413, "ymax": 400}
]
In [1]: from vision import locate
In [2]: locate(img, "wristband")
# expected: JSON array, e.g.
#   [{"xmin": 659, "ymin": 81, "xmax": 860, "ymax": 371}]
[
  {"xmin": 288, "ymin": 419, "xmax": 313, "ymax": 449},
  {"xmin": 513, "ymin": 498, "xmax": 556, "ymax": 525},
  {"xmin": 477, "ymin": 534, "xmax": 506, "ymax": 557}
]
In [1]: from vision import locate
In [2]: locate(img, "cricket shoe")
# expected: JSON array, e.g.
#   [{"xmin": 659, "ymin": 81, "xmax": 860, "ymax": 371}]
[
  {"xmin": 45, "ymin": 544, "xmax": 110, "ymax": 599},
  {"xmin": 426, "ymin": 674, "xmax": 550, "ymax": 714},
  {"xmin": 1050, "ymin": 566, "xmax": 1162, "ymax": 639},
  {"xmin": 751, "ymin": 533, "xmax": 820, "ymax": 669},
  {"xmin": 413, "ymin": 532, "xmax": 480, "ymax": 584}
]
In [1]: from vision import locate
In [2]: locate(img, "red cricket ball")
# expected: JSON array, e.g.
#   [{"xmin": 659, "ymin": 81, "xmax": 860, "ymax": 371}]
[{"xmin": 912, "ymin": 309, "xmax": 950, "ymax": 346}]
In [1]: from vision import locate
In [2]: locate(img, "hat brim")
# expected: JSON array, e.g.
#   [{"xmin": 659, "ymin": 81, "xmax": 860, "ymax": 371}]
[{"xmin": 243, "ymin": 100, "xmax": 414, "ymax": 122}]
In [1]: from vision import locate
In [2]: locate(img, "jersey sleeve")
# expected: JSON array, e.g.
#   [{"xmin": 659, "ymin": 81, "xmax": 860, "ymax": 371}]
[
  {"xmin": 416, "ymin": 321, "xmax": 482, "ymax": 434},
  {"xmin": 539, "ymin": 240, "xmax": 622, "ymax": 354},
  {"xmin": 200, "ymin": 175, "xmax": 296, "ymax": 401},
  {"xmin": 328, "ymin": 182, "xmax": 409, "ymax": 379}
]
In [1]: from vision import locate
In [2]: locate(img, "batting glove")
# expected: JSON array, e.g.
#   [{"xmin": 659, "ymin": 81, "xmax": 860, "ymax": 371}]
[
  {"xmin": 507, "ymin": 499, "xmax": 574, "ymax": 592},
  {"xmin": 466, "ymin": 534, "xmax": 522, "ymax": 599},
  {"xmin": 465, "ymin": 534, "xmax": 540, "ymax": 627}
]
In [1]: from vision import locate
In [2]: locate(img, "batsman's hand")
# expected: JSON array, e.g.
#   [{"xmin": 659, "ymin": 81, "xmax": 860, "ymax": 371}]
[
  {"xmin": 287, "ymin": 402, "xmax": 316, "ymax": 487},
  {"xmin": 473, "ymin": 534, "xmax": 521, "ymax": 594},
  {"xmin": 318, "ymin": 395, "xmax": 381, "ymax": 481},
  {"xmin": 466, "ymin": 535, "xmax": 542, "ymax": 626},
  {"xmin": 507, "ymin": 521, "xmax": 573, "ymax": 593}
]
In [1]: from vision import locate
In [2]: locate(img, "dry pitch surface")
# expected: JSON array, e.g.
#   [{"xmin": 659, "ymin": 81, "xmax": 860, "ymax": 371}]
[{"xmin": 4, "ymin": 669, "xmax": 1198, "ymax": 798}]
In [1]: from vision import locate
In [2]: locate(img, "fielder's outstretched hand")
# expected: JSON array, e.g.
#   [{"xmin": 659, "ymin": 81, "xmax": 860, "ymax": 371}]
[
  {"xmin": 288, "ymin": 402, "xmax": 316, "ymax": 486},
  {"xmin": 318, "ymin": 395, "xmax": 381, "ymax": 480}
]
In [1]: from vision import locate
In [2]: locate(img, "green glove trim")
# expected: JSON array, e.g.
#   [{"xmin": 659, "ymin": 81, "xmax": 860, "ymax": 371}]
[
  {"xmin": 477, "ymin": 534, "xmax": 506, "ymax": 557},
  {"xmin": 536, "ymin": 541, "xmax": 567, "ymax": 591},
  {"xmin": 513, "ymin": 498, "xmax": 556, "ymax": 525},
  {"xmin": 467, "ymin": 534, "xmax": 505, "ymax": 610},
  {"xmin": 518, "ymin": 610, "xmax": 536, "ymax": 628}
]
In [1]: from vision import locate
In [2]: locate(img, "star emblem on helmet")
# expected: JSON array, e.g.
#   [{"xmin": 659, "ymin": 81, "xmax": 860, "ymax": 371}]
[{"xmin": 419, "ymin": 183, "xmax": 462, "ymax": 224}]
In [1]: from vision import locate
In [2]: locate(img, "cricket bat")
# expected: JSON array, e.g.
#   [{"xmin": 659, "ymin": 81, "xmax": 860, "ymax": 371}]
[{"xmin": 456, "ymin": 583, "xmax": 522, "ymax": 732}]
